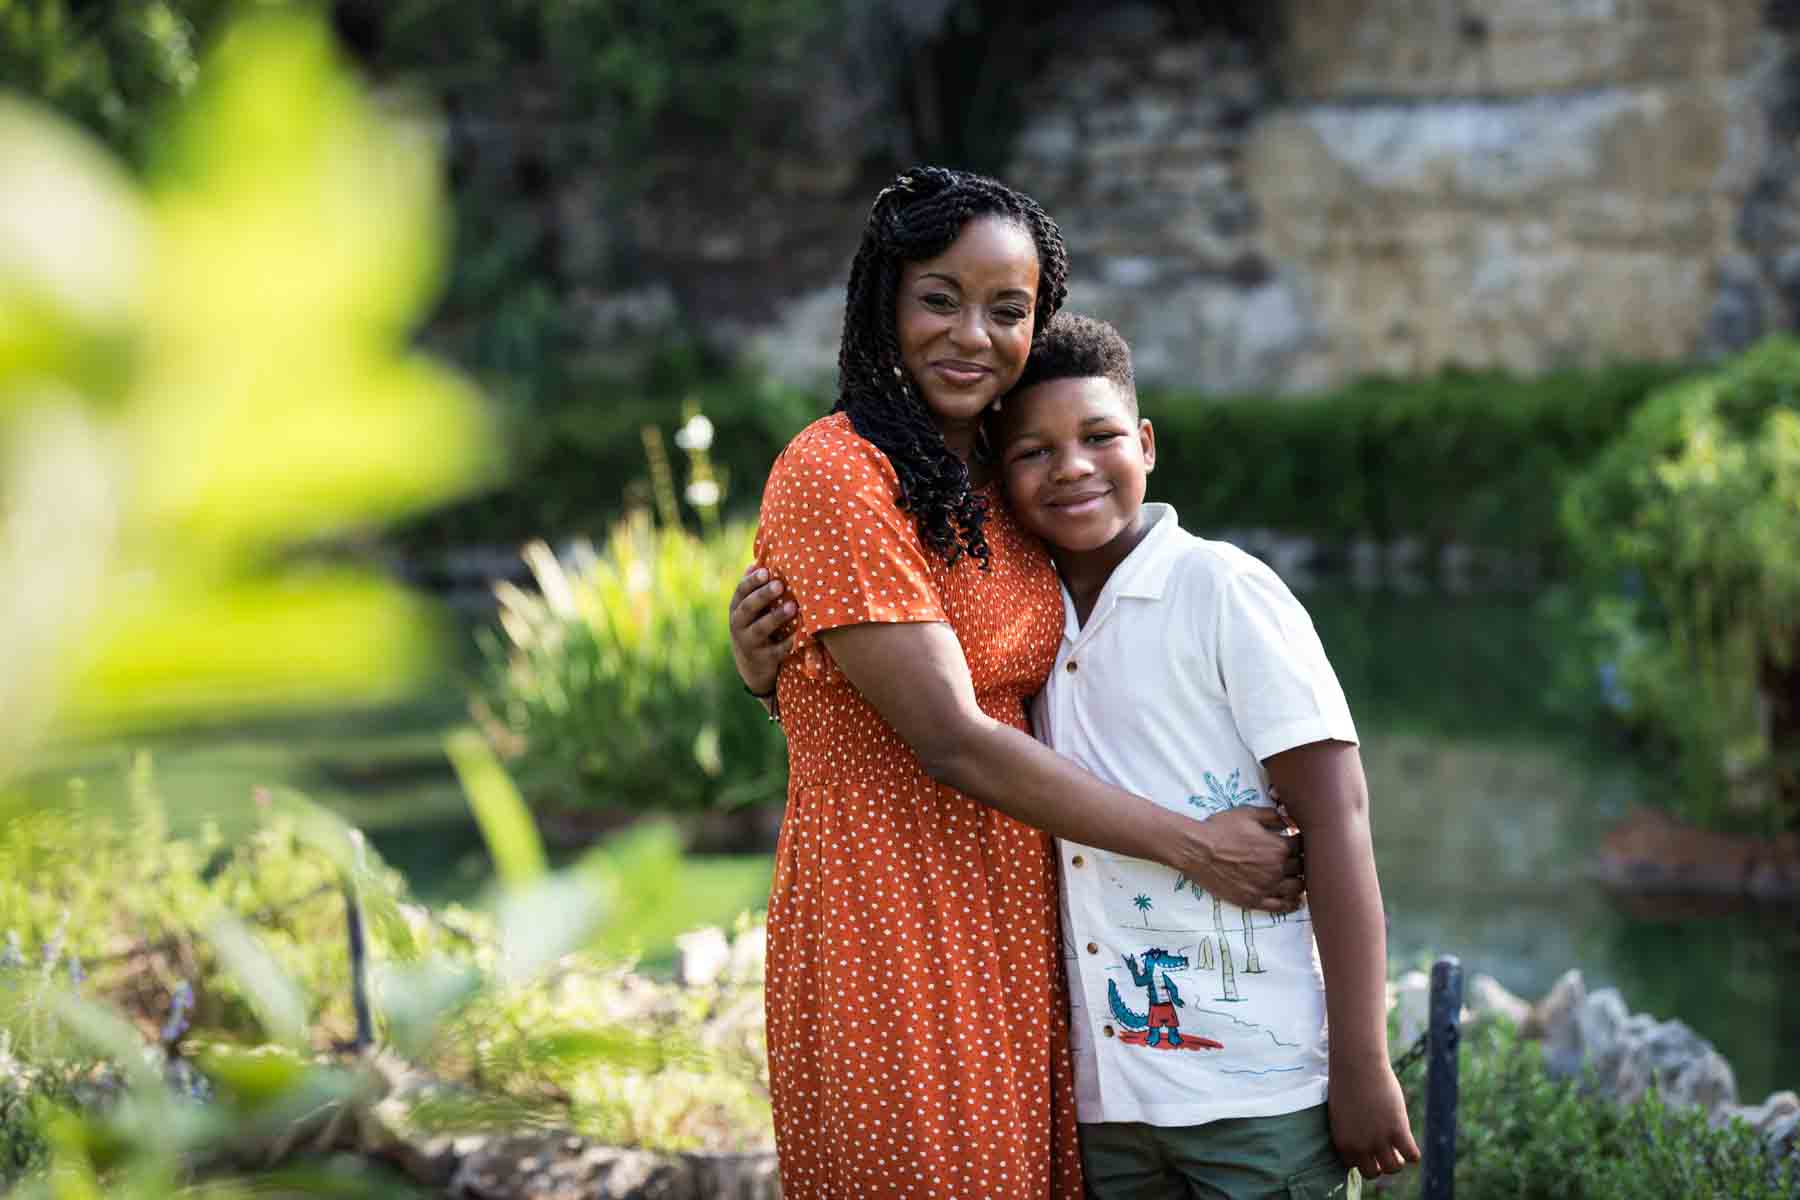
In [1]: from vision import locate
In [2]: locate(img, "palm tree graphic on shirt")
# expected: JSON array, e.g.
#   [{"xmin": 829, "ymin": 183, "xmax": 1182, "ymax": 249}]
[{"xmin": 1175, "ymin": 768, "xmax": 1270, "ymax": 999}]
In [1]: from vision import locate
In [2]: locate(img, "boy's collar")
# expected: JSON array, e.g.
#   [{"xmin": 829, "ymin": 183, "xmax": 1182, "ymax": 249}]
[{"xmin": 1105, "ymin": 503, "xmax": 1181, "ymax": 600}]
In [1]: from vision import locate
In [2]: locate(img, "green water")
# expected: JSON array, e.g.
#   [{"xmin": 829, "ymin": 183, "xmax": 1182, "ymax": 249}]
[{"xmin": 1309, "ymin": 588, "xmax": 1800, "ymax": 1103}]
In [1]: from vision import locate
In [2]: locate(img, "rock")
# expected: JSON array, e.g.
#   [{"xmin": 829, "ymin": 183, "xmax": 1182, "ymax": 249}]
[
  {"xmin": 1389, "ymin": 970, "xmax": 1431, "ymax": 1049},
  {"xmin": 1531, "ymin": 968, "xmax": 1587, "ymax": 1074},
  {"xmin": 1538, "ymin": 979, "xmax": 1738, "ymax": 1116},
  {"xmin": 439, "ymin": 1134, "xmax": 782, "ymax": 1200},
  {"xmin": 1721, "ymin": 1089, "xmax": 1800, "ymax": 1136},
  {"xmin": 674, "ymin": 926, "xmax": 732, "ymax": 989},
  {"xmin": 1639, "ymin": 1018, "xmax": 1737, "ymax": 1112},
  {"xmin": 1466, "ymin": 973, "xmax": 1531, "ymax": 1028},
  {"xmin": 450, "ymin": 1136, "xmax": 692, "ymax": 1199},
  {"xmin": 1594, "ymin": 808, "xmax": 1800, "ymax": 900},
  {"xmin": 1766, "ymin": 1108, "xmax": 1800, "ymax": 1160}
]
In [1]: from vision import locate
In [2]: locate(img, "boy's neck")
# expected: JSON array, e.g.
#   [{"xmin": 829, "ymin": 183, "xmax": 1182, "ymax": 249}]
[{"xmin": 1053, "ymin": 508, "xmax": 1154, "ymax": 627}]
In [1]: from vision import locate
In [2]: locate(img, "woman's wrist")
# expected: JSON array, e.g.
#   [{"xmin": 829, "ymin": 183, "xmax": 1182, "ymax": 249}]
[{"xmin": 1147, "ymin": 803, "xmax": 1214, "ymax": 875}]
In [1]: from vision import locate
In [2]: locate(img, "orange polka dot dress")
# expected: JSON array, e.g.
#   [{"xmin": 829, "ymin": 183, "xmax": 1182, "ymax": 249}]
[{"xmin": 754, "ymin": 413, "xmax": 1083, "ymax": 1199}]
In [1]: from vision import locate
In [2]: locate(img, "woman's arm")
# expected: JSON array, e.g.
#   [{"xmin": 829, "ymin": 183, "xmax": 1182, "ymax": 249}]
[
  {"xmin": 1264, "ymin": 740, "xmax": 1419, "ymax": 1180},
  {"xmin": 822, "ymin": 619, "xmax": 1303, "ymax": 912}
]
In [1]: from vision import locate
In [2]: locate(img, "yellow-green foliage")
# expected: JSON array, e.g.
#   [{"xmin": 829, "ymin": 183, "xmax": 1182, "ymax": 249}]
[
  {"xmin": 1563, "ymin": 337, "xmax": 1800, "ymax": 828},
  {"xmin": 480, "ymin": 513, "xmax": 788, "ymax": 814},
  {"xmin": 0, "ymin": 11, "xmax": 497, "ymax": 776},
  {"xmin": 427, "ymin": 930, "xmax": 772, "ymax": 1153},
  {"xmin": 0, "ymin": 759, "xmax": 463, "ymax": 1052}
]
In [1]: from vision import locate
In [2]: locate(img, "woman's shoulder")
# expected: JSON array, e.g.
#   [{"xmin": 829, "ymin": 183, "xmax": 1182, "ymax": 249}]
[{"xmin": 771, "ymin": 411, "xmax": 896, "ymax": 488}]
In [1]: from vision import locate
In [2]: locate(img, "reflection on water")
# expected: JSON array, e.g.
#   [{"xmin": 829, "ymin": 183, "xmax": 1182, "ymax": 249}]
[{"xmin": 1306, "ymin": 587, "xmax": 1800, "ymax": 1101}]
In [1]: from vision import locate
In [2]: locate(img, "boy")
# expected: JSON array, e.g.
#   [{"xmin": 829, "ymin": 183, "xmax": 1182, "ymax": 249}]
[{"xmin": 995, "ymin": 314, "xmax": 1417, "ymax": 1198}]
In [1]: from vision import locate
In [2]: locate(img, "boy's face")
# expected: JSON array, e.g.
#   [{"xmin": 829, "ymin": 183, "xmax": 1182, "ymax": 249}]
[{"xmin": 998, "ymin": 376, "xmax": 1155, "ymax": 555}]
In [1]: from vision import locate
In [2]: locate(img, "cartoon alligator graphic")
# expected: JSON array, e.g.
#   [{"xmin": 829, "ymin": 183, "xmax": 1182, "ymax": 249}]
[{"xmin": 1106, "ymin": 948, "xmax": 1223, "ymax": 1051}]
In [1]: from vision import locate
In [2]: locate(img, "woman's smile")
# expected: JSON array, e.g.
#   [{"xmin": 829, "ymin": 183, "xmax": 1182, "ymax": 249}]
[{"xmin": 930, "ymin": 359, "xmax": 995, "ymax": 387}]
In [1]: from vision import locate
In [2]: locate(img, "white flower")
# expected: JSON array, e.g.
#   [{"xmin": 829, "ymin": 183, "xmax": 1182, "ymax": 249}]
[
  {"xmin": 673, "ymin": 414, "xmax": 714, "ymax": 452},
  {"xmin": 684, "ymin": 479, "xmax": 721, "ymax": 507}
]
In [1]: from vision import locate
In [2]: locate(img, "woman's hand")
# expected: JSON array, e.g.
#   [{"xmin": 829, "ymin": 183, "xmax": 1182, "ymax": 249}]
[
  {"xmin": 729, "ymin": 565, "xmax": 796, "ymax": 696},
  {"xmin": 1172, "ymin": 805, "xmax": 1306, "ymax": 913}
]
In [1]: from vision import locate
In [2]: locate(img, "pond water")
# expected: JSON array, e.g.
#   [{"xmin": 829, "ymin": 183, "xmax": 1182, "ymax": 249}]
[{"xmin": 1307, "ymin": 587, "xmax": 1800, "ymax": 1102}]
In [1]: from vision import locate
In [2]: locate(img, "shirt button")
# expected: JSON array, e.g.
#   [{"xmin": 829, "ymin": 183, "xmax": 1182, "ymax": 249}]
[
  {"xmin": 1065, "ymin": 660, "xmax": 1078, "ymax": 673},
  {"xmin": 1102, "ymin": 1024, "xmax": 1115, "ymax": 1038},
  {"xmin": 1070, "ymin": 854, "xmax": 1084, "ymax": 868},
  {"xmin": 1086, "ymin": 942, "xmax": 1098, "ymax": 955}
]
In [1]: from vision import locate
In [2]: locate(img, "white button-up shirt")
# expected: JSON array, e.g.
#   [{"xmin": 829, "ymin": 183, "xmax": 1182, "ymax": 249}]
[{"xmin": 1031, "ymin": 504, "xmax": 1358, "ymax": 1127}]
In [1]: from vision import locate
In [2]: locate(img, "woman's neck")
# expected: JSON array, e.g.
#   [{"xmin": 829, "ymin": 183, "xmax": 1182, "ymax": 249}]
[
  {"xmin": 937, "ymin": 417, "xmax": 992, "ymax": 488},
  {"xmin": 938, "ymin": 416, "xmax": 978, "ymax": 464}
]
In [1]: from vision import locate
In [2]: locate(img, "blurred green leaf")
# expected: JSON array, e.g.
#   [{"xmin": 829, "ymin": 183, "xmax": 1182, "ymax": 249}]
[
  {"xmin": 373, "ymin": 959, "xmax": 482, "ymax": 1060},
  {"xmin": 205, "ymin": 917, "xmax": 306, "ymax": 1048},
  {"xmin": 579, "ymin": 820, "xmax": 684, "ymax": 961},
  {"xmin": 44, "ymin": 993, "xmax": 159, "ymax": 1095},
  {"xmin": 493, "ymin": 875, "xmax": 604, "ymax": 986},
  {"xmin": 445, "ymin": 728, "xmax": 546, "ymax": 889}
]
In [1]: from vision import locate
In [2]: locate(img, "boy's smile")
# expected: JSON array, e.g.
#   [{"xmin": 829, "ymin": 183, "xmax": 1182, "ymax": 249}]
[{"xmin": 1000, "ymin": 375, "xmax": 1156, "ymax": 585}]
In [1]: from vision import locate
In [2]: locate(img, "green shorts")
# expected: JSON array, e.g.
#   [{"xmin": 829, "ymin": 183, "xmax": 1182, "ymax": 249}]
[{"xmin": 1079, "ymin": 1103, "xmax": 1351, "ymax": 1200}]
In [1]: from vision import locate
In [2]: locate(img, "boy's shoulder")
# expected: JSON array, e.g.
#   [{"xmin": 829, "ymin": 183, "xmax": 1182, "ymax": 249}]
[{"xmin": 1152, "ymin": 514, "xmax": 1289, "ymax": 603}]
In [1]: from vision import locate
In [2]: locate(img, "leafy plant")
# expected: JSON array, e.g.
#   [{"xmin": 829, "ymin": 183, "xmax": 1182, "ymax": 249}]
[
  {"xmin": 1148, "ymin": 362, "xmax": 1687, "ymax": 557},
  {"xmin": 1563, "ymin": 338, "xmax": 1800, "ymax": 830},
  {"xmin": 1387, "ymin": 1019, "xmax": 1796, "ymax": 1199},
  {"xmin": 476, "ymin": 508, "xmax": 788, "ymax": 818}
]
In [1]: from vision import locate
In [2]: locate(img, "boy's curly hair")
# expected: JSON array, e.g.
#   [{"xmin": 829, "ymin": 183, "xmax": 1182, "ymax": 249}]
[
  {"xmin": 834, "ymin": 166, "xmax": 1070, "ymax": 568},
  {"xmin": 1012, "ymin": 312, "xmax": 1137, "ymax": 413}
]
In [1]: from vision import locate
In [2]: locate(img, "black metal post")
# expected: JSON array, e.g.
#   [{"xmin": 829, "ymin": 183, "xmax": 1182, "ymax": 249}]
[
  {"xmin": 1423, "ymin": 955, "xmax": 1464, "ymax": 1200},
  {"xmin": 344, "ymin": 831, "xmax": 374, "ymax": 1053}
]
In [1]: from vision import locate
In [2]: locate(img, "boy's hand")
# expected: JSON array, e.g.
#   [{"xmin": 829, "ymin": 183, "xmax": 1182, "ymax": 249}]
[
  {"xmin": 1327, "ymin": 1059, "xmax": 1420, "ymax": 1181},
  {"xmin": 1182, "ymin": 805, "xmax": 1305, "ymax": 913},
  {"xmin": 729, "ymin": 565, "xmax": 796, "ymax": 696}
]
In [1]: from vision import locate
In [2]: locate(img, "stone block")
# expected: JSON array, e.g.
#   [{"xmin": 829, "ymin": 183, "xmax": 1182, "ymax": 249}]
[{"xmin": 1276, "ymin": 0, "xmax": 1764, "ymax": 98}]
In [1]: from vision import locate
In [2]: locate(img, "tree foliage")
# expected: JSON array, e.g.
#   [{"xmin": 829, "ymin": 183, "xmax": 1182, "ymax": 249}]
[{"xmin": 1564, "ymin": 337, "xmax": 1800, "ymax": 830}]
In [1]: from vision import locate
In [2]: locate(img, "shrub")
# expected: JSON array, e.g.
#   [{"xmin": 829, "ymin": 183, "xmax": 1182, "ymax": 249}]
[
  {"xmin": 1388, "ymin": 1020, "xmax": 1796, "ymax": 1199},
  {"xmin": 1562, "ymin": 337, "xmax": 1800, "ymax": 830},
  {"xmin": 1146, "ymin": 362, "xmax": 1687, "ymax": 556},
  {"xmin": 476, "ymin": 514, "xmax": 788, "ymax": 818}
]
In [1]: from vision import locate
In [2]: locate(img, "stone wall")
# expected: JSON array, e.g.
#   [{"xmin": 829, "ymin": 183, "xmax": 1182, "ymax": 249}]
[
  {"xmin": 999, "ymin": 0, "xmax": 1798, "ymax": 391},
  {"xmin": 525, "ymin": 0, "xmax": 1800, "ymax": 395}
]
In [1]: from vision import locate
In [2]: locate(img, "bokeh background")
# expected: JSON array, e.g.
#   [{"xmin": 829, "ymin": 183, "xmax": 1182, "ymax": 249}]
[{"xmin": 2, "ymin": 1, "xmax": 1797, "ymax": 1195}]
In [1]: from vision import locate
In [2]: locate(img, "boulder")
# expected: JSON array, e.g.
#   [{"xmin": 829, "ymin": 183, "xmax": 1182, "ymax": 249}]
[
  {"xmin": 1388, "ymin": 969, "xmax": 1431, "ymax": 1049},
  {"xmin": 1537, "ymin": 978, "xmax": 1738, "ymax": 1116},
  {"xmin": 1465, "ymin": 973, "xmax": 1531, "ymax": 1028}
]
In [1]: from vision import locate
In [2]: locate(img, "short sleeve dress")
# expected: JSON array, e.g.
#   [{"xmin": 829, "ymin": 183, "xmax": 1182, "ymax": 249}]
[{"xmin": 754, "ymin": 413, "xmax": 1083, "ymax": 1199}]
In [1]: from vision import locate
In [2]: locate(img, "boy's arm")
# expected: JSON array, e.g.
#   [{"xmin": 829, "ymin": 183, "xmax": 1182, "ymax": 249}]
[{"xmin": 1263, "ymin": 739, "xmax": 1420, "ymax": 1181}]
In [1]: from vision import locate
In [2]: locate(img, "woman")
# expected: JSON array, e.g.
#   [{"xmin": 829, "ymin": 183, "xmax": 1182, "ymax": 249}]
[{"xmin": 736, "ymin": 167, "xmax": 1300, "ymax": 1198}]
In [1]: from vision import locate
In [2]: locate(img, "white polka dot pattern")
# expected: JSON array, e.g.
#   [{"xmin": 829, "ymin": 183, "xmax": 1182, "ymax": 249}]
[{"xmin": 753, "ymin": 413, "xmax": 1083, "ymax": 1198}]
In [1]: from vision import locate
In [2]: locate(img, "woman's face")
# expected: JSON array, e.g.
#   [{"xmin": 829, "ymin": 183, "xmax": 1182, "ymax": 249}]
[{"xmin": 895, "ymin": 215, "xmax": 1041, "ymax": 434}]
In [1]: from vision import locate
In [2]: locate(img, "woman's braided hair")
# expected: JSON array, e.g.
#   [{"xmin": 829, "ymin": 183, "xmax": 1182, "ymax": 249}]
[{"xmin": 834, "ymin": 166, "xmax": 1070, "ymax": 568}]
